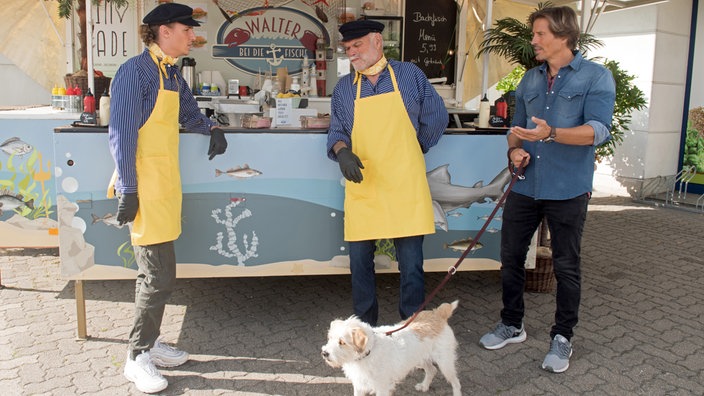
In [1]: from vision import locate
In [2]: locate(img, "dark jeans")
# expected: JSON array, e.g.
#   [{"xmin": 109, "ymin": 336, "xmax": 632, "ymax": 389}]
[
  {"xmin": 129, "ymin": 241, "xmax": 177, "ymax": 354},
  {"xmin": 500, "ymin": 191, "xmax": 589, "ymax": 340},
  {"xmin": 348, "ymin": 235, "xmax": 425, "ymax": 326}
]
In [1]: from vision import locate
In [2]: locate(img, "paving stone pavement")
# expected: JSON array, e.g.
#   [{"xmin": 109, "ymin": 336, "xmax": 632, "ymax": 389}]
[{"xmin": 1, "ymin": 195, "xmax": 704, "ymax": 395}]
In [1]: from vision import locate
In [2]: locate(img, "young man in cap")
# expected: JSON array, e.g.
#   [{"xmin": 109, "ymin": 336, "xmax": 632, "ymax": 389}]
[
  {"xmin": 108, "ymin": 2, "xmax": 228, "ymax": 393},
  {"xmin": 327, "ymin": 20, "xmax": 448, "ymax": 326}
]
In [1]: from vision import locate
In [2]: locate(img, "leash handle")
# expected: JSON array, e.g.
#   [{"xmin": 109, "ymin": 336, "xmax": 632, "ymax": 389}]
[{"xmin": 385, "ymin": 159, "xmax": 526, "ymax": 336}]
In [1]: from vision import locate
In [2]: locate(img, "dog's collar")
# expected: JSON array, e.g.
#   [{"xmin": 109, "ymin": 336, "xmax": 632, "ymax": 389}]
[{"xmin": 355, "ymin": 350, "xmax": 371, "ymax": 361}]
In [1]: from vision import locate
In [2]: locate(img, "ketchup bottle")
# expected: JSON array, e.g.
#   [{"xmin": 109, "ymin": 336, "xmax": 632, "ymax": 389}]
[{"xmin": 83, "ymin": 88, "xmax": 96, "ymax": 114}]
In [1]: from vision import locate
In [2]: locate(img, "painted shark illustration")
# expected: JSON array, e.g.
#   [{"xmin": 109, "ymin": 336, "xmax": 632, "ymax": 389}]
[
  {"xmin": 0, "ymin": 137, "xmax": 33, "ymax": 156},
  {"xmin": 427, "ymin": 165, "xmax": 512, "ymax": 231},
  {"xmin": 0, "ymin": 189, "xmax": 34, "ymax": 215},
  {"xmin": 215, "ymin": 164, "xmax": 262, "ymax": 179}
]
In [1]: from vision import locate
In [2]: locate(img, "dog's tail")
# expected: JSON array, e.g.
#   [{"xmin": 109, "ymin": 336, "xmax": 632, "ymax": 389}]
[{"xmin": 435, "ymin": 300, "xmax": 459, "ymax": 322}]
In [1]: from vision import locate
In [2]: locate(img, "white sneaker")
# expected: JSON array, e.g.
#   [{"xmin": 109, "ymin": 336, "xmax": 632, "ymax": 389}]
[
  {"xmin": 150, "ymin": 338, "xmax": 189, "ymax": 368},
  {"xmin": 124, "ymin": 351, "xmax": 168, "ymax": 394}
]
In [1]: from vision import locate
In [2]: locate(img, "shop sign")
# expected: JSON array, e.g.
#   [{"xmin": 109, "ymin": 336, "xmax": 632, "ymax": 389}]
[{"xmin": 213, "ymin": 7, "xmax": 330, "ymax": 75}]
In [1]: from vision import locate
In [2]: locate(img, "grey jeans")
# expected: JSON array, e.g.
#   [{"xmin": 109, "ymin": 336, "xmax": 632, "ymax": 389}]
[{"xmin": 128, "ymin": 241, "xmax": 176, "ymax": 354}]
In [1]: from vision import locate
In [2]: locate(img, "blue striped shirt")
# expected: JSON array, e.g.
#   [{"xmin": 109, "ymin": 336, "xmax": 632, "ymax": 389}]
[
  {"xmin": 108, "ymin": 48, "xmax": 214, "ymax": 194},
  {"xmin": 326, "ymin": 60, "xmax": 448, "ymax": 160}
]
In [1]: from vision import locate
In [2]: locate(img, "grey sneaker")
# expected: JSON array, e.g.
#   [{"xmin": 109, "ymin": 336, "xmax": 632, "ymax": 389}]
[
  {"xmin": 150, "ymin": 338, "xmax": 189, "ymax": 368},
  {"xmin": 541, "ymin": 334, "xmax": 573, "ymax": 373},
  {"xmin": 479, "ymin": 322, "xmax": 527, "ymax": 350},
  {"xmin": 124, "ymin": 350, "xmax": 168, "ymax": 393}
]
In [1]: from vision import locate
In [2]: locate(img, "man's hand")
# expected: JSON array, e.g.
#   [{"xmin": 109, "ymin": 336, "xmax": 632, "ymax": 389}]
[
  {"xmin": 509, "ymin": 116, "xmax": 551, "ymax": 142},
  {"xmin": 116, "ymin": 193, "xmax": 139, "ymax": 225},
  {"xmin": 208, "ymin": 127, "xmax": 228, "ymax": 160},
  {"xmin": 336, "ymin": 147, "xmax": 364, "ymax": 183}
]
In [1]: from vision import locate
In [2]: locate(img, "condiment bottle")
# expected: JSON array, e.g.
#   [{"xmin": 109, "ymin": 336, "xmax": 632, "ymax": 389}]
[
  {"xmin": 65, "ymin": 86, "xmax": 75, "ymax": 112},
  {"xmin": 58, "ymin": 86, "xmax": 67, "ymax": 111},
  {"xmin": 83, "ymin": 88, "xmax": 95, "ymax": 114},
  {"xmin": 478, "ymin": 94, "xmax": 490, "ymax": 128},
  {"xmin": 99, "ymin": 89, "xmax": 110, "ymax": 126},
  {"xmin": 73, "ymin": 85, "xmax": 83, "ymax": 112},
  {"xmin": 51, "ymin": 85, "xmax": 60, "ymax": 109}
]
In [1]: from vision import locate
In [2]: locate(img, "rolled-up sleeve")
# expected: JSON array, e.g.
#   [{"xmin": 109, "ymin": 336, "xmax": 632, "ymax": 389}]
[{"xmin": 585, "ymin": 68, "xmax": 616, "ymax": 147}]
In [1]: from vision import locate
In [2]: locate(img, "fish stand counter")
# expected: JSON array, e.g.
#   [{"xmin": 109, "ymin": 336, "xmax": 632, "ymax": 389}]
[
  {"xmin": 0, "ymin": 107, "xmax": 82, "ymax": 248},
  {"xmin": 53, "ymin": 126, "xmax": 511, "ymax": 281}
]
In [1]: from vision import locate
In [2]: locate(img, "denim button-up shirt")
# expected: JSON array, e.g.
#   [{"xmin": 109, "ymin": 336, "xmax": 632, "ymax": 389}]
[{"xmin": 511, "ymin": 52, "xmax": 615, "ymax": 200}]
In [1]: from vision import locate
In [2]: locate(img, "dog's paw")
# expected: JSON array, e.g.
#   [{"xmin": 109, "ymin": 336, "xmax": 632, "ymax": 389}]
[{"xmin": 415, "ymin": 383, "xmax": 430, "ymax": 392}]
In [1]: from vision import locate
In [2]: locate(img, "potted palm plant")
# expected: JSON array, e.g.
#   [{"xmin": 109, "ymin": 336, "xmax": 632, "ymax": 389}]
[{"xmin": 477, "ymin": 2, "xmax": 645, "ymax": 162}]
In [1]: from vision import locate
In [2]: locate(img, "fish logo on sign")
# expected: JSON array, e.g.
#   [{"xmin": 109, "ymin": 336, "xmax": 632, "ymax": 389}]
[{"xmin": 213, "ymin": 7, "xmax": 329, "ymax": 75}]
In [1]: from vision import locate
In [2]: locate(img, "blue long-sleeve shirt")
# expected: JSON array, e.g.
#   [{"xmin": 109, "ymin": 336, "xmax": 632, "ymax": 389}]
[
  {"xmin": 511, "ymin": 52, "xmax": 615, "ymax": 200},
  {"xmin": 326, "ymin": 60, "xmax": 448, "ymax": 160},
  {"xmin": 108, "ymin": 48, "xmax": 214, "ymax": 194}
]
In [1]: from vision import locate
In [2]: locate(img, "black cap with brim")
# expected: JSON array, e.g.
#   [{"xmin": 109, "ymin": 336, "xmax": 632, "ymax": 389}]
[
  {"xmin": 143, "ymin": 3, "xmax": 200, "ymax": 27},
  {"xmin": 339, "ymin": 20, "xmax": 385, "ymax": 42}
]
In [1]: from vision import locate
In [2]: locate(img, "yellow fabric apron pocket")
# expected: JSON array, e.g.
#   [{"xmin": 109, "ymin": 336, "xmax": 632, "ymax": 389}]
[{"xmin": 137, "ymin": 156, "xmax": 177, "ymax": 201}]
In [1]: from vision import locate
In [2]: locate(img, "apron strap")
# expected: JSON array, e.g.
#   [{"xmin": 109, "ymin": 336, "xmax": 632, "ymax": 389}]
[{"xmin": 148, "ymin": 52, "xmax": 166, "ymax": 91}]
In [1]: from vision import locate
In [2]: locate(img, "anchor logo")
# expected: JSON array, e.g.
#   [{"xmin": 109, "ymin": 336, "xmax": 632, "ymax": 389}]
[{"xmin": 266, "ymin": 44, "xmax": 284, "ymax": 66}]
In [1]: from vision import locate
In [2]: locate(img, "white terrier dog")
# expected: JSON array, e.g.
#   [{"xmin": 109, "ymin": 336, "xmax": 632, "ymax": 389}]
[{"xmin": 321, "ymin": 300, "xmax": 461, "ymax": 396}]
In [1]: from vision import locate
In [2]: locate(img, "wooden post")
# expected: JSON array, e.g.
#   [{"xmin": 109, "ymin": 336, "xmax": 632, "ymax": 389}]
[{"xmin": 75, "ymin": 280, "xmax": 88, "ymax": 340}]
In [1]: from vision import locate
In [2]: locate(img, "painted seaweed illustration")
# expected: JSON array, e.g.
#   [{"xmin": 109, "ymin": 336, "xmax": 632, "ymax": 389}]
[
  {"xmin": 210, "ymin": 200, "xmax": 259, "ymax": 266},
  {"xmin": 0, "ymin": 147, "xmax": 53, "ymax": 219},
  {"xmin": 117, "ymin": 241, "xmax": 136, "ymax": 269},
  {"xmin": 375, "ymin": 239, "xmax": 396, "ymax": 261}
]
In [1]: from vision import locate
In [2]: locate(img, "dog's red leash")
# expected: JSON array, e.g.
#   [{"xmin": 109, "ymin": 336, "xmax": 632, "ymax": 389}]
[{"xmin": 385, "ymin": 159, "xmax": 526, "ymax": 336}]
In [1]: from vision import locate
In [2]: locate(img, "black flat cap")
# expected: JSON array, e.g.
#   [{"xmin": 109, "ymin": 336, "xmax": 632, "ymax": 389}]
[
  {"xmin": 339, "ymin": 20, "xmax": 385, "ymax": 42},
  {"xmin": 143, "ymin": 3, "xmax": 200, "ymax": 26}
]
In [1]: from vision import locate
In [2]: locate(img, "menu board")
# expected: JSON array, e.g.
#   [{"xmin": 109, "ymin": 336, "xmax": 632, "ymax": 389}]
[{"xmin": 403, "ymin": 0, "xmax": 457, "ymax": 81}]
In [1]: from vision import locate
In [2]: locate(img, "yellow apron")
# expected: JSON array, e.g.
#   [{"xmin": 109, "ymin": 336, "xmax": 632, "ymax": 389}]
[
  {"xmin": 108, "ymin": 53, "xmax": 182, "ymax": 246},
  {"xmin": 344, "ymin": 65, "xmax": 434, "ymax": 241}
]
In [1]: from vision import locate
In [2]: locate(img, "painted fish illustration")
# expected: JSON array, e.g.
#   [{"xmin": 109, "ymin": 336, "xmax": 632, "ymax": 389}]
[
  {"xmin": 427, "ymin": 165, "xmax": 511, "ymax": 231},
  {"xmin": 224, "ymin": 28, "xmax": 251, "ymax": 47},
  {"xmin": 91, "ymin": 213, "xmax": 125, "ymax": 229},
  {"xmin": 215, "ymin": 164, "xmax": 262, "ymax": 179},
  {"xmin": 0, "ymin": 189, "xmax": 34, "ymax": 215},
  {"xmin": 444, "ymin": 237, "xmax": 484, "ymax": 253},
  {"xmin": 0, "ymin": 137, "xmax": 33, "ymax": 156},
  {"xmin": 212, "ymin": 0, "xmax": 234, "ymax": 23},
  {"xmin": 315, "ymin": 5, "xmax": 328, "ymax": 23},
  {"xmin": 478, "ymin": 214, "xmax": 502, "ymax": 221}
]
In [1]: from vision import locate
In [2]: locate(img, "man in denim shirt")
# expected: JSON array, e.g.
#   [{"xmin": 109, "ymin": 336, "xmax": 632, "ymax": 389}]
[{"xmin": 479, "ymin": 6, "xmax": 615, "ymax": 373}]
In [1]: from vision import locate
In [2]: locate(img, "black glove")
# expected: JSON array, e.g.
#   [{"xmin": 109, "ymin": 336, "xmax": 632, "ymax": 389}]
[
  {"xmin": 116, "ymin": 193, "xmax": 139, "ymax": 225},
  {"xmin": 208, "ymin": 127, "xmax": 228, "ymax": 160},
  {"xmin": 336, "ymin": 147, "xmax": 364, "ymax": 183}
]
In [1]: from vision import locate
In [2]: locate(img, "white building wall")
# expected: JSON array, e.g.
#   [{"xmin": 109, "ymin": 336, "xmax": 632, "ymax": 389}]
[{"xmin": 590, "ymin": 0, "xmax": 692, "ymax": 197}]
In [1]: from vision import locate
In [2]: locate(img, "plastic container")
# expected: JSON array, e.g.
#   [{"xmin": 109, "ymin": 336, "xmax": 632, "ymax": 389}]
[
  {"xmin": 99, "ymin": 89, "xmax": 110, "ymax": 126},
  {"xmin": 299, "ymin": 115, "xmax": 330, "ymax": 129},
  {"xmin": 241, "ymin": 114, "xmax": 272, "ymax": 129},
  {"xmin": 478, "ymin": 94, "xmax": 490, "ymax": 128}
]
